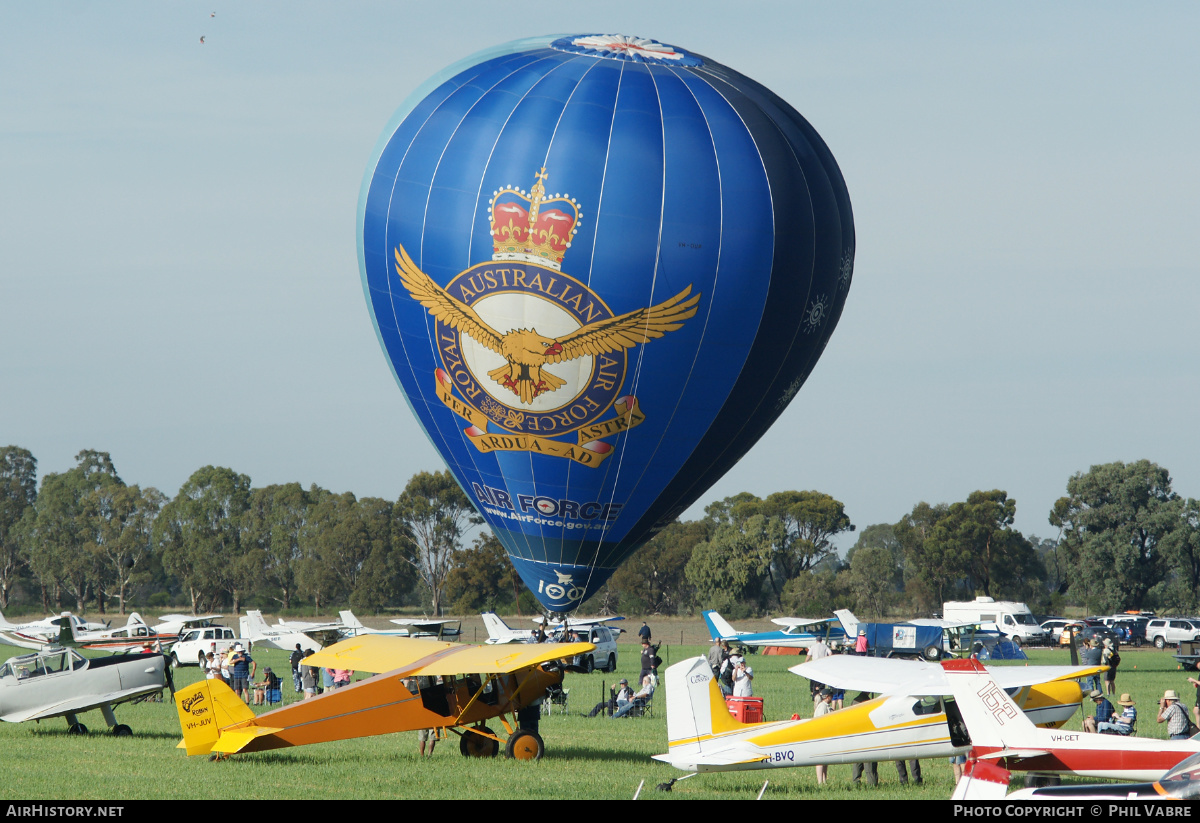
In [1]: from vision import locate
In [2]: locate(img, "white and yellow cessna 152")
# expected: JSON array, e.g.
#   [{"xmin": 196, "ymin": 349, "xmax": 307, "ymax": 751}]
[{"xmin": 654, "ymin": 655, "xmax": 1102, "ymax": 773}]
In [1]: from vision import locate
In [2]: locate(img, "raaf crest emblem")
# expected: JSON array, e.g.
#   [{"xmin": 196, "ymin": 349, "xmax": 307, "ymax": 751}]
[{"xmin": 395, "ymin": 168, "xmax": 700, "ymax": 466}]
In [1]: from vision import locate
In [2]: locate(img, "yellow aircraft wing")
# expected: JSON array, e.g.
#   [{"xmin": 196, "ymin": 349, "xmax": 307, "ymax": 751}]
[
  {"xmin": 301, "ymin": 635, "xmax": 459, "ymax": 674},
  {"xmin": 301, "ymin": 635, "xmax": 596, "ymax": 675},
  {"xmin": 411, "ymin": 641, "xmax": 596, "ymax": 675}
]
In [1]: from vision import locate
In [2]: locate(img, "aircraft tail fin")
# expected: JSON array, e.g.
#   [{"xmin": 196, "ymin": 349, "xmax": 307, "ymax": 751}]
[
  {"xmin": 951, "ymin": 758, "xmax": 1013, "ymax": 800},
  {"xmin": 56, "ymin": 614, "xmax": 80, "ymax": 648},
  {"xmin": 481, "ymin": 612, "xmax": 521, "ymax": 643},
  {"xmin": 338, "ymin": 610, "xmax": 364, "ymax": 630},
  {"xmin": 942, "ymin": 659, "xmax": 1040, "ymax": 751},
  {"xmin": 701, "ymin": 611, "xmax": 738, "ymax": 641},
  {"xmin": 242, "ymin": 610, "xmax": 272, "ymax": 640},
  {"xmin": 661, "ymin": 656, "xmax": 749, "ymax": 768},
  {"xmin": 833, "ymin": 609, "xmax": 859, "ymax": 637},
  {"xmin": 174, "ymin": 677, "xmax": 278, "ymax": 756}
]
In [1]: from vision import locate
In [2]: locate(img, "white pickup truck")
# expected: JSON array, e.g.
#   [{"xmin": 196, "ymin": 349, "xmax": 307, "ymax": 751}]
[{"xmin": 169, "ymin": 625, "xmax": 245, "ymax": 667}]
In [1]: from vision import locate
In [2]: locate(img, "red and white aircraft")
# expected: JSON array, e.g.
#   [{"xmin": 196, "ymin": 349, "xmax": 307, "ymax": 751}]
[
  {"xmin": 944, "ymin": 658, "xmax": 1200, "ymax": 787},
  {"xmin": 60, "ymin": 613, "xmax": 182, "ymax": 654},
  {"xmin": 0, "ymin": 610, "xmax": 106, "ymax": 651}
]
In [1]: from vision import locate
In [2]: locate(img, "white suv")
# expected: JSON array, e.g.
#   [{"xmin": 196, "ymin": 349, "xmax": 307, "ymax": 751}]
[
  {"xmin": 170, "ymin": 625, "xmax": 243, "ymax": 667},
  {"xmin": 1146, "ymin": 619, "xmax": 1200, "ymax": 649},
  {"xmin": 556, "ymin": 626, "xmax": 619, "ymax": 673}
]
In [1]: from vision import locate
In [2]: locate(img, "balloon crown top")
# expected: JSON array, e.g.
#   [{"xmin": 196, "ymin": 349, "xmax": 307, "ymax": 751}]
[
  {"xmin": 550, "ymin": 35, "xmax": 703, "ymax": 67},
  {"xmin": 488, "ymin": 167, "xmax": 582, "ymax": 271}
]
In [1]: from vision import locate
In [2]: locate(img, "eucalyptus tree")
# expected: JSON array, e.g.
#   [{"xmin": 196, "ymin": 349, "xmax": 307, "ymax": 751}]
[
  {"xmin": 23, "ymin": 450, "xmax": 123, "ymax": 611},
  {"xmin": 155, "ymin": 466, "xmax": 252, "ymax": 613},
  {"xmin": 91, "ymin": 484, "xmax": 165, "ymax": 615},
  {"xmin": 1050, "ymin": 460, "xmax": 1180, "ymax": 613},
  {"xmin": 244, "ymin": 483, "xmax": 310, "ymax": 610},
  {"xmin": 394, "ymin": 471, "xmax": 481, "ymax": 616},
  {"xmin": 0, "ymin": 446, "xmax": 37, "ymax": 609}
]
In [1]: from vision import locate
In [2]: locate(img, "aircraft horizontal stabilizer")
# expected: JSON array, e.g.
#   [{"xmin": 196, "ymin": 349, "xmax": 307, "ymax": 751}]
[
  {"xmin": 951, "ymin": 759, "xmax": 1013, "ymax": 800},
  {"xmin": 211, "ymin": 725, "xmax": 287, "ymax": 754}
]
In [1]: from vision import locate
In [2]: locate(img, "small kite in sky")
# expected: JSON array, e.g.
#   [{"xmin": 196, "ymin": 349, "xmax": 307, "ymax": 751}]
[{"xmin": 200, "ymin": 36, "xmax": 205, "ymax": 44}]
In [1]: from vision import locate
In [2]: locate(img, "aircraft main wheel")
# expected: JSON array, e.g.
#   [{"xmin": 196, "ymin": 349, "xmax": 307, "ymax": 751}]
[
  {"xmin": 460, "ymin": 726, "xmax": 499, "ymax": 758},
  {"xmin": 67, "ymin": 723, "xmax": 88, "ymax": 735},
  {"xmin": 584, "ymin": 655, "xmax": 594, "ymax": 674},
  {"xmin": 607, "ymin": 654, "xmax": 616, "ymax": 672},
  {"xmin": 505, "ymin": 729, "xmax": 544, "ymax": 761},
  {"xmin": 111, "ymin": 724, "xmax": 132, "ymax": 737}
]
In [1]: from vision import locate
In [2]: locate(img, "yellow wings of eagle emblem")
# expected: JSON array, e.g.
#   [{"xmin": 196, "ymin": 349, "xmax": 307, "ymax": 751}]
[{"xmin": 394, "ymin": 246, "xmax": 701, "ymax": 406}]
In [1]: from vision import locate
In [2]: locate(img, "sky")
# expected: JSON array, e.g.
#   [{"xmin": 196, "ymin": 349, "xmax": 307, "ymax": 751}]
[{"xmin": 3, "ymin": 2, "xmax": 1197, "ymax": 555}]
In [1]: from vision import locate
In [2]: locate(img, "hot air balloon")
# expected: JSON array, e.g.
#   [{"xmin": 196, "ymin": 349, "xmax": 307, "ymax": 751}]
[{"xmin": 357, "ymin": 34, "xmax": 854, "ymax": 614}]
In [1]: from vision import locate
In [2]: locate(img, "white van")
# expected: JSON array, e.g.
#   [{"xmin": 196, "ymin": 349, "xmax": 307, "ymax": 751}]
[{"xmin": 942, "ymin": 597, "xmax": 1049, "ymax": 646}]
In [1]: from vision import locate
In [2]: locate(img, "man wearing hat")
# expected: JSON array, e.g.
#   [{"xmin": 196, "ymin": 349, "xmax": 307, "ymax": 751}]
[
  {"xmin": 854, "ymin": 629, "xmax": 868, "ymax": 655},
  {"xmin": 1158, "ymin": 690, "xmax": 1191, "ymax": 739},
  {"xmin": 1082, "ymin": 689, "xmax": 1114, "ymax": 734},
  {"xmin": 1099, "ymin": 694, "xmax": 1136, "ymax": 735}
]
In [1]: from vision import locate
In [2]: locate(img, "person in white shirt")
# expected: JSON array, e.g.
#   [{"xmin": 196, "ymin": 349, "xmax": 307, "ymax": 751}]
[{"xmin": 732, "ymin": 658, "xmax": 754, "ymax": 697}]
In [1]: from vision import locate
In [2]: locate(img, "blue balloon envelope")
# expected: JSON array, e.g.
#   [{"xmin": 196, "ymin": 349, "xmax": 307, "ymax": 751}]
[{"xmin": 358, "ymin": 35, "xmax": 854, "ymax": 613}]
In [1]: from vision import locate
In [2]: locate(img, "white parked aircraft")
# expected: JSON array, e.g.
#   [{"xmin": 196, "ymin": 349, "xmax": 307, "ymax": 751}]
[
  {"xmin": 482, "ymin": 612, "xmax": 534, "ymax": 644},
  {"xmin": 152, "ymin": 613, "xmax": 223, "ymax": 637},
  {"xmin": 654, "ymin": 655, "xmax": 1101, "ymax": 773},
  {"xmin": 240, "ymin": 610, "xmax": 337, "ymax": 652},
  {"xmin": 387, "ymin": 618, "xmax": 462, "ymax": 639},
  {"xmin": 336, "ymin": 611, "xmax": 414, "ymax": 638}
]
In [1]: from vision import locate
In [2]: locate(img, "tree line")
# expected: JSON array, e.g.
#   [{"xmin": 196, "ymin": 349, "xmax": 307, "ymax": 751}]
[
  {"xmin": 2, "ymin": 445, "xmax": 1198, "ymax": 620},
  {"xmin": 0, "ymin": 447, "xmax": 522, "ymax": 618}
]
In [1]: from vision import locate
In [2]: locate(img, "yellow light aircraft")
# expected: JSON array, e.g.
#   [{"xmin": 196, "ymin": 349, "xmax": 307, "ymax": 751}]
[
  {"xmin": 174, "ymin": 635, "xmax": 593, "ymax": 761},
  {"xmin": 654, "ymin": 656, "xmax": 1102, "ymax": 773}
]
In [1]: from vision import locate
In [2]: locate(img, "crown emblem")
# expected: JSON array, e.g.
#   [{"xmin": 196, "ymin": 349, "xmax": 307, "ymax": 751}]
[{"xmin": 488, "ymin": 167, "xmax": 581, "ymax": 271}]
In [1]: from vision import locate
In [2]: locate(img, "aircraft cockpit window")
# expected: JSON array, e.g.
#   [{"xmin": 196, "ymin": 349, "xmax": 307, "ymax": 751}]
[
  {"xmin": 912, "ymin": 697, "xmax": 942, "ymax": 716},
  {"xmin": 42, "ymin": 653, "xmax": 68, "ymax": 674},
  {"xmin": 0, "ymin": 663, "xmax": 12, "ymax": 680},
  {"xmin": 70, "ymin": 651, "xmax": 87, "ymax": 671}
]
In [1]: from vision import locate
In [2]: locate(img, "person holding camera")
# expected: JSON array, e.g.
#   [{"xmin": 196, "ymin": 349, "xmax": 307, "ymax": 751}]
[
  {"xmin": 1158, "ymin": 690, "xmax": 1190, "ymax": 740},
  {"xmin": 731, "ymin": 656, "xmax": 754, "ymax": 698}
]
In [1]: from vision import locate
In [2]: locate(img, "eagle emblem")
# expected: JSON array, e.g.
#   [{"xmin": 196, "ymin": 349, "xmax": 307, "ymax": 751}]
[{"xmin": 394, "ymin": 244, "xmax": 700, "ymax": 406}]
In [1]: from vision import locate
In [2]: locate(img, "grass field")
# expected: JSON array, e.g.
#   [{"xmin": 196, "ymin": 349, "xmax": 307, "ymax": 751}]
[{"xmin": 2, "ymin": 618, "xmax": 1196, "ymax": 800}]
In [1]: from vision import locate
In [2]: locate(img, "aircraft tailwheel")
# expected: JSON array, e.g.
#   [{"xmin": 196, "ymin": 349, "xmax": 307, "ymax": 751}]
[
  {"xmin": 67, "ymin": 723, "xmax": 88, "ymax": 735},
  {"xmin": 111, "ymin": 724, "xmax": 133, "ymax": 737},
  {"xmin": 504, "ymin": 729, "xmax": 544, "ymax": 762},
  {"xmin": 460, "ymin": 726, "xmax": 499, "ymax": 758}
]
